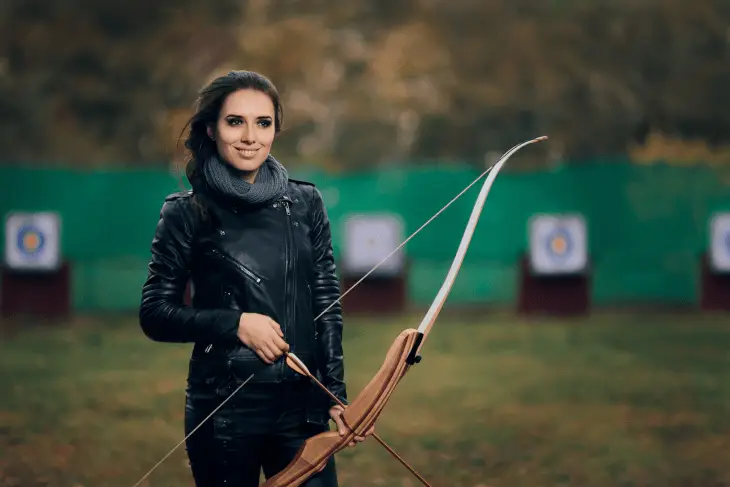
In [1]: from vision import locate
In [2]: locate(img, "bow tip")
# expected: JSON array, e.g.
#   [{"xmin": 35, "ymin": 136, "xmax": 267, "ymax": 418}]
[{"xmin": 535, "ymin": 135, "xmax": 549, "ymax": 141}]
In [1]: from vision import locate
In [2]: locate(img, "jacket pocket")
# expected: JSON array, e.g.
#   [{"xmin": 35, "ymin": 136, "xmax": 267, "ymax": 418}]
[
  {"xmin": 210, "ymin": 248, "xmax": 263, "ymax": 285},
  {"xmin": 187, "ymin": 354, "xmax": 228, "ymax": 392}
]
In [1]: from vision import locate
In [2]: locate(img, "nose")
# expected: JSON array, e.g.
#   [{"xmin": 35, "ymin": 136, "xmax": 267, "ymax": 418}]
[{"xmin": 241, "ymin": 123, "xmax": 255, "ymax": 144}]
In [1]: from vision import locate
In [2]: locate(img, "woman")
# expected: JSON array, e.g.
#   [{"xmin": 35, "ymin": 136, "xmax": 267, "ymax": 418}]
[{"xmin": 139, "ymin": 70, "xmax": 364, "ymax": 487}]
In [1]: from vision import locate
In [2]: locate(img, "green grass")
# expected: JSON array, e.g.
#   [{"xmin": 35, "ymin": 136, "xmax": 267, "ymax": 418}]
[{"xmin": 1, "ymin": 311, "xmax": 729, "ymax": 487}]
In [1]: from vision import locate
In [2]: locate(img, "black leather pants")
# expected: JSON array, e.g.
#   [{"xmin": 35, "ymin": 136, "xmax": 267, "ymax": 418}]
[{"xmin": 184, "ymin": 378, "xmax": 338, "ymax": 487}]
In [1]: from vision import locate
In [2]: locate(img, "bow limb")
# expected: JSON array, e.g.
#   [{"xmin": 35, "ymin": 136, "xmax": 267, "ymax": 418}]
[
  {"xmin": 264, "ymin": 136, "xmax": 548, "ymax": 487},
  {"xmin": 407, "ymin": 135, "xmax": 548, "ymax": 363}
]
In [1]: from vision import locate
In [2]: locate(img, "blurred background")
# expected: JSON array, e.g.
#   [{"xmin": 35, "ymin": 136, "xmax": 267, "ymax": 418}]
[{"xmin": 1, "ymin": 1, "xmax": 730, "ymax": 486}]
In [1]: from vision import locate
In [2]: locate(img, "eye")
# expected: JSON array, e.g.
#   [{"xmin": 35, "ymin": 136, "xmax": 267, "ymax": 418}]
[
  {"xmin": 227, "ymin": 118, "xmax": 243, "ymax": 126},
  {"xmin": 257, "ymin": 119, "xmax": 272, "ymax": 128}
]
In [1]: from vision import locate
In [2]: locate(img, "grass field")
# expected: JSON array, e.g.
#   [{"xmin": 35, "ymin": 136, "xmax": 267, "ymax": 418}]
[{"xmin": 1, "ymin": 311, "xmax": 729, "ymax": 487}]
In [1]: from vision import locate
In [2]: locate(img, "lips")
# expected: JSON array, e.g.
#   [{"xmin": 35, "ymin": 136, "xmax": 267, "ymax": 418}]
[{"xmin": 235, "ymin": 147, "xmax": 259, "ymax": 158}]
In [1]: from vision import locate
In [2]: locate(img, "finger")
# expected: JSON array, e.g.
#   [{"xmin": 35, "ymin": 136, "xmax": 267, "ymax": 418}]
[
  {"xmin": 348, "ymin": 440, "xmax": 356, "ymax": 447},
  {"xmin": 262, "ymin": 344, "xmax": 281, "ymax": 361},
  {"xmin": 333, "ymin": 416, "xmax": 347, "ymax": 436},
  {"xmin": 269, "ymin": 320, "xmax": 284, "ymax": 337},
  {"xmin": 272, "ymin": 334, "xmax": 290, "ymax": 353},
  {"xmin": 256, "ymin": 350, "xmax": 273, "ymax": 364},
  {"xmin": 264, "ymin": 341, "xmax": 285, "ymax": 359},
  {"xmin": 258, "ymin": 346, "xmax": 276, "ymax": 363}
]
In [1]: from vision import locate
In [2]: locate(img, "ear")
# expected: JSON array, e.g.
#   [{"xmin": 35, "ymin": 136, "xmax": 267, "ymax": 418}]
[{"xmin": 206, "ymin": 125, "xmax": 215, "ymax": 140}]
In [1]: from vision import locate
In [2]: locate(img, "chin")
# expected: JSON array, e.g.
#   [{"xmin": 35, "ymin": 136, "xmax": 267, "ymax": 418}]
[{"xmin": 225, "ymin": 155, "xmax": 267, "ymax": 174}]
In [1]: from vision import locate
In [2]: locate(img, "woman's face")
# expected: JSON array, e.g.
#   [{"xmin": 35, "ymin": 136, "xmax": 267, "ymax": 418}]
[{"xmin": 209, "ymin": 88, "xmax": 276, "ymax": 182}]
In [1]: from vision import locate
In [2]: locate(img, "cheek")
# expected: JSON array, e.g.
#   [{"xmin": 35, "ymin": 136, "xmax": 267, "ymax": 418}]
[
  {"xmin": 259, "ymin": 130, "xmax": 276, "ymax": 147},
  {"xmin": 216, "ymin": 124, "xmax": 242, "ymax": 145}
]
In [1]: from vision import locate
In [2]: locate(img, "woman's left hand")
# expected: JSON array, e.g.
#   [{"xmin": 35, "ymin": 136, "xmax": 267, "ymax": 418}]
[{"xmin": 329, "ymin": 405, "xmax": 375, "ymax": 447}]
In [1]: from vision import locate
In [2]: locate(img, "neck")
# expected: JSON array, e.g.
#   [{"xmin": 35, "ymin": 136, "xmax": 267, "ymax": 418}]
[{"xmin": 241, "ymin": 168, "xmax": 258, "ymax": 184}]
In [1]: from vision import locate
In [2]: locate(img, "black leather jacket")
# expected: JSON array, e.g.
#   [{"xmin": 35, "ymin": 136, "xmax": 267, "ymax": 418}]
[{"xmin": 139, "ymin": 179, "xmax": 347, "ymax": 423}]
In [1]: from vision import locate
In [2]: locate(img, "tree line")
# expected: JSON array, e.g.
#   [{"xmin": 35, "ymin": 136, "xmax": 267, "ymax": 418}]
[{"xmin": 1, "ymin": 0, "xmax": 729, "ymax": 170}]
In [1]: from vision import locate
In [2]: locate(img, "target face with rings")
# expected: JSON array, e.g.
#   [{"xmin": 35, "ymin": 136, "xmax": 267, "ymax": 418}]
[
  {"xmin": 17, "ymin": 225, "xmax": 46, "ymax": 256},
  {"xmin": 4, "ymin": 211, "xmax": 61, "ymax": 271},
  {"xmin": 709, "ymin": 213, "xmax": 730, "ymax": 272},
  {"xmin": 342, "ymin": 213, "xmax": 405, "ymax": 277},
  {"xmin": 545, "ymin": 227, "xmax": 572, "ymax": 261},
  {"xmin": 529, "ymin": 213, "xmax": 587, "ymax": 275}
]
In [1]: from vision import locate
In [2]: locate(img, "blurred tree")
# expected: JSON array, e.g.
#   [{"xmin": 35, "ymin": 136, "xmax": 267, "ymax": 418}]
[
  {"xmin": 0, "ymin": 0, "xmax": 241, "ymax": 166},
  {"xmin": 1, "ymin": 0, "xmax": 728, "ymax": 169}
]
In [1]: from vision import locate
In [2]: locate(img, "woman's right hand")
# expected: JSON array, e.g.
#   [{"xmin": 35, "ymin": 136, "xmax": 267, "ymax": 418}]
[{"xmin": 237, "ymin": 313, "xmax": 290, "ymax": 364}]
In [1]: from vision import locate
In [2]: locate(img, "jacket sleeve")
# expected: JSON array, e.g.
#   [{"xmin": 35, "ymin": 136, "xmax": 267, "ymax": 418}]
[
  {"xmin": 139, "ymin": 195, "xmax": 241, "ymax": 344},
  {"xmin": 309, "ymin": 187, "xmax": 348, "ymax": 407}
]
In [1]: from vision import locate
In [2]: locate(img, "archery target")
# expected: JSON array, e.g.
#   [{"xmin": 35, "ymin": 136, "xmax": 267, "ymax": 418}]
[
  {"xmin": 529, "ymin": 214, "xmax": 587, "ymax": 275},
  {"xmin": 4, "ymin": 211, "xmax": 61, "ymax": 271},
  {"xmin": 342, "ymin": 213, "xmax": 405, "ymax": 276},
  {"xmin": 708, "ymin": 212, "xmax": 730, "ymax": 272}
]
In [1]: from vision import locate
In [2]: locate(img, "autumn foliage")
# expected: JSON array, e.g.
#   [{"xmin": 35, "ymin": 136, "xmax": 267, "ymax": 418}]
[{"xmin": 2, "ymin": 0, "xmax": 729, "ymax": 169}]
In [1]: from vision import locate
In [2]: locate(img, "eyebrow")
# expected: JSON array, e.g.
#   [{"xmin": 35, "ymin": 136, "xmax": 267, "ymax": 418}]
[{"xmin": 224, "ymin": 114, "xmax": 273, "ymax": 119}]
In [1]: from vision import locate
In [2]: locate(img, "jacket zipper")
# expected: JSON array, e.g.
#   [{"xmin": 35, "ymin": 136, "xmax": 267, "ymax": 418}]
[
  {"xmin": 282, "ymin": 198, "xmax": 296, "ymax": 379},
  {"xmin": 211, "ymin": 248, "xmax": 262, "ymax": 284}
]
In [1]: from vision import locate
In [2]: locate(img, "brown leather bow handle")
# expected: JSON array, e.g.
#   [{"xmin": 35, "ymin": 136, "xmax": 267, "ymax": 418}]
[{"xmin": 261, "ymin": 329, "xmax": 426, "ymax": 487}]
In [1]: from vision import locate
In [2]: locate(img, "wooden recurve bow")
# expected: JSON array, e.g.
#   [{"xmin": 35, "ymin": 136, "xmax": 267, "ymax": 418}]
[{"xmin": 261, "ymin": 136, "xmax": 548, "ymax": 487}]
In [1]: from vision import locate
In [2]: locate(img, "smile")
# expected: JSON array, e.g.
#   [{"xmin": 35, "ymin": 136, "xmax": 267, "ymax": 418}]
[{"xmin": 237, "ymin": 148, "xmax": 259, "ymax": 157}]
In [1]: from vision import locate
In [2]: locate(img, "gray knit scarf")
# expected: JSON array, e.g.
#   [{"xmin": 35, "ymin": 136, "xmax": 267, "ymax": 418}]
[{"xmin": 202, "ymin": 153, "xmax": 289, "ymax": 206}]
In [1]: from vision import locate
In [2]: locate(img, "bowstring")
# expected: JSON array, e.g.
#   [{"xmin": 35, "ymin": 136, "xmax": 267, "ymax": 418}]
[
  {"xmin": 129, "ymin": 163, "xmax": 496, "ymax": 487},
  {"xmin": 130, "ymin": 372, "xmax": 254, "ymax": 487},
  {"xmin": 312, "ymin": 163, "xmax": 497, "ymax": 322}
]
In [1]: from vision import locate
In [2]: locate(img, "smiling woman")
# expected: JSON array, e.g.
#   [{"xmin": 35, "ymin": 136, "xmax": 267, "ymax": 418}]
[
  {"xmin": 208, "ymin": 87, "xmax": 278, "ymax": 180},
  {"xmin": 138, "ymin": 70, "xmax": 367, "ymax": 487}
]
